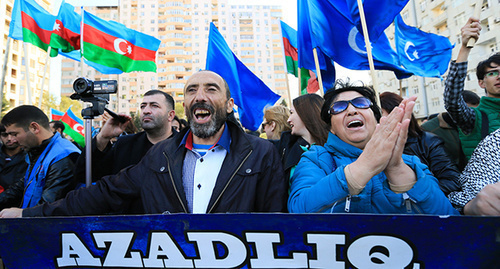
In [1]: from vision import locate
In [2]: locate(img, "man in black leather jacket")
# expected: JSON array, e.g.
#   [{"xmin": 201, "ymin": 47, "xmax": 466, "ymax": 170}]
[
  {"xmin": 74, "ymin": 90, "xmax": 177, "ymax": 185},
  {"xmin": 0, "ymin": 124, "xmax": 28, "ymax": 193},
  {"xmin": 1, "ymin": 71, "xmax": 287, "ymax": 218}
]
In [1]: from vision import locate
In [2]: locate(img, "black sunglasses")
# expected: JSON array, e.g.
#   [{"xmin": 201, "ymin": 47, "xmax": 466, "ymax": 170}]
[{"xmin": 329, "ymin": 96, "xmax": 372, "ymax": 115}]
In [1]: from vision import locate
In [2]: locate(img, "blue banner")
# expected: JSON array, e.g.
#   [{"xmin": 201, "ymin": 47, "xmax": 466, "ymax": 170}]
[{"xmin": 0, "ymin": 214, "xmax": 499, "ymax": 268}]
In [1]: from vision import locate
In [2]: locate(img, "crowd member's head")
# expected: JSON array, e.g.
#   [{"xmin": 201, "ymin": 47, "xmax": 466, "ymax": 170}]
[
  {"xmin": 321, "ymin": 82, "xmax": 381, "ymax": 149},
  {"xmin": 476, "ymin": 52, "xmax": 500, "ymax": 98},
  {"xmin": 140, "ymin": 90, "xmax": 176, "ymax": 135},
  {"xmin": 262, "ymin": 105, "xmax": 291, "ymax": 140},
  {"xmin": 289, "ymin": 94, "xmax": 329, "ymax": 145},
  {"xmin": 380, "ymin": 92, "xmax": 422, "ymax": 138},
  {"xmin": 0, "ymin": 124, "xmax": 21, "ymax": 152},
  {"xmin": 183, "ymin": 70, "xmax": 234, "ymax": 139},
  {"xmin": 172, "ymin": 115, "xmax": 182, "ymax": 132},
  {"xmin": 1, "ymin": 105, "xmax": 53, "ymax": 151},
  {"xmin": 49, "ymin": 120, "xmax": 65, "ymax": 137},
  {"xmin": 462, "ymin": 90, "xmax": 480, "ymax": 107}
]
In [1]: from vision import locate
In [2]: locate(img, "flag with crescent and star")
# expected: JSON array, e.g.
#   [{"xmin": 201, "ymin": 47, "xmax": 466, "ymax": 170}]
[
  {"xmin": 346, "ymin": 0, "xmax": 409, "ymax": 42},
  {"xmin": 60, "ymin": 107, "xmax": 86, "ymax": 147},
  {"xmin": 82, "ymin": 11, "xmax": 160, "ymax": 73},
  {"xmin": 301, "ymin": 0, "xmax": 412, "ymax": 79},
  {"xmin": 50, "ymin": 1, "xmax": 80, "ymax": 54},
  {"xmin": 394, "ymin": 15, "xmax": 453, "ymax": 78}
]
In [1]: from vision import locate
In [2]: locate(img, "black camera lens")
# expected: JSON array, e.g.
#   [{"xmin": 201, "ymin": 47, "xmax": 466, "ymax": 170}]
[{"xmin": 73, "ymin": 78, "xmax": 92, "ymax": 95}]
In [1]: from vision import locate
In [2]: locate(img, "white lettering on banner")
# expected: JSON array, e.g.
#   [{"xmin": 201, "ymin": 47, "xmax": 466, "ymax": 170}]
[
  {"xmin": 143, "ymin": 232, "xmax": 193, "ymax": 268},
  {"xmin": 245, "ymin": 232, "xmax": 308, "ymax": 268},
  {"xmin": 56, "ymin": 231, "xmax": 422, "ymax": 268},
  {"xmin": 187, "ymin": 232, "xmax": 247, "ymax": 268}
]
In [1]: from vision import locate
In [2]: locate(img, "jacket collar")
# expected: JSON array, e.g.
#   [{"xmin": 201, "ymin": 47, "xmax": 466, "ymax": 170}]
[
  {"xmin": 162, "ymin": 120, "xmax": 252, "ymax": 213},
  {"xmin": 324, "ymin": 132, "xmax": 363, "ymax": 159}
]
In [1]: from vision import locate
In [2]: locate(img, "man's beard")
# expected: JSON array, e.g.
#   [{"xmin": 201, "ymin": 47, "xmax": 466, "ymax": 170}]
[{"xmin": 187, "ymin": 102, "xmax": 227, "ymax": 139}]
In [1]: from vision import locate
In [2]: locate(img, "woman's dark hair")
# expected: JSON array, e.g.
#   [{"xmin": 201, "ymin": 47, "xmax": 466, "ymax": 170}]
[
  {"xmin": 293, "ymin": 94, "xmax": 329, "ymax": 146},
  {"xmin": 321, "ymin": 80, "xmax": 382, "ymax": 126},
  {"xmin": 379, "ymin": 91, "xmax": 422, "ymax": 137}
]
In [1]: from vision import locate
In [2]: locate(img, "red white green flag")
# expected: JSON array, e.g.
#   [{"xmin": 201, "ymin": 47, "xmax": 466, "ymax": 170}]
[
  {"xmin": 280, "ymin": 21, "xmax": 319, "ymax": 95},
  {"xmin": 82, "ymin": 11, "xmax": 160, "ymax": 73},
  {"xmin": 60, "ymin": 108, "xmax": 85, "ymax": 147},
  {"xmin": 20, "ymin": 0, "xmax": 58, "ymax": 57},
  {"xmin": 50, "ymin": 1, "xmax": 80, "ymax": 54}
]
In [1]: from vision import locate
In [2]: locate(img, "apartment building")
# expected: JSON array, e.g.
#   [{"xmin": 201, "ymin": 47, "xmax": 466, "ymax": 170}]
[
  {"xmin": 60, "ymin": 0, "xmax": 287, "ymax": 115},
  {"xmin": 378, "ymin": 0, "xmax": 500, "ymax": 118},
  {"xmin": 0, "ymin": 0, "xmax": 54, "ymax": 110}
]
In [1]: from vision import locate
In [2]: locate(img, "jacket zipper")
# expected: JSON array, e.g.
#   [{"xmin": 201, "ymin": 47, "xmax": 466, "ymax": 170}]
[
  {"xmin": 344, "ymin": 195, "xmax": 351, "ymax": 212},
  {"xmin": 207, "ymin": 150, "xmax": 253, "ymax": 213},
  {"xmin": 163, "ymin": 152, "xmax": 188, "ymax": 213},
  {"xmin": 402, "ymin": 193, "xmax": 422, "ymax": 214},
  {"xmin": 315, "ymin": 195, "xmax": 349, "ymax": 213}
]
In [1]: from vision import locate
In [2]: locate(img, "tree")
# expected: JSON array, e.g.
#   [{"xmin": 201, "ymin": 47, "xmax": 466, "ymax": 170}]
[
  {"xmin": 40, "ymin": 93, "xmax": 59, "ymax": 116},
  {"xmin": 1, "ymin": 96, "xmax": 10, "ymax": 118},
  {"xmin": 174, "ymin": 101, "xmax": 185, "ymax": 120},
  {"xmin": 59, "ymin": 96, "xmax": 83, "ymax": 116}
]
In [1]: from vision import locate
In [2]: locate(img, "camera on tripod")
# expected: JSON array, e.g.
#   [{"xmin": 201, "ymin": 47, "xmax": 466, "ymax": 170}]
[
  {"xmin": 70, "ymin": 77, "xmax": 120, "ymax": 120},
  {"xmin": 72, "ymin": 77, "xmax": 118, "ymax": 98}
]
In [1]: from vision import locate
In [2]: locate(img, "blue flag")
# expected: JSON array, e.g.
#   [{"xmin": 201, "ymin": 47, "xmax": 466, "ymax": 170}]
[
  {"xmin": 296, "ymin": 0, "xmax": 336, "ymax": 91},
  {"xmin": 346, "ymin": 0, "xmax": 409, "ymax": 41},
  {"xmin": 395, "ymin": 15, "xmax": 453, "ymax": 78},
  {"xmin": 303, "ymin": 0, "xmax": 412, "ymax": 80},
  {"xmin": 206, "ymin": 23, "xmax": 280, "ymax": 131}
]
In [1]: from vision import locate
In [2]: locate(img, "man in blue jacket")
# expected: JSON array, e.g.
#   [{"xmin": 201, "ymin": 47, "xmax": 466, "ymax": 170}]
[
  {"xmin": 0, "ymin": 71, "xmax": 287, "ymax": 217},
  {"xmin": 0, "ymin": 106, "xmax": 80, "ymax": 210}
]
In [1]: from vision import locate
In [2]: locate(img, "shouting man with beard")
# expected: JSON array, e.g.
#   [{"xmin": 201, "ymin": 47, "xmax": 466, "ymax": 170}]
[
  {"xmin": 74, "ymin": 90, "xmax": 177, "ymax": 184},
  {"xmin": 0, "ymin": 71, "xmax": 287, "ymax": 218}
]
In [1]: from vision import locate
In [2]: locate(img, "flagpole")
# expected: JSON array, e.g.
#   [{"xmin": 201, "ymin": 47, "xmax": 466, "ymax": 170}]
[
  {"xmin": 312, "ymin": 48, "xmax": 324, "ymax": 96},
  {"xmin": 278, "ymin": 22, "xmax": 292, "ymax": 107},
  {"xmin": 297, "ymin": 66, "xmax": 302, "ymax": 96},
  {"xmin": 38, "ymin": 47, "xmax": 51, "ymax": 108},
  {"xmin": 23, "ymin": 43, "xmax": 33, "ymax": 105},
  {"xmin": 466, "ymin": 0, "xmax": 482, "ymax": 48},
  {"xmin": 0, "ymin": 37, "xmax": 11, "ymax": 114},
  {"xmin": 356, "ymin": 0, "xmax": 379, "ymax": 104}
]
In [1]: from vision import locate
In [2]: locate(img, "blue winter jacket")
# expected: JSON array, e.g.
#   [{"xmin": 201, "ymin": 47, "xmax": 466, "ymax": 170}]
[{"xmin": 288, "ymin": 133, "xmax": 459, "ymax": 215}]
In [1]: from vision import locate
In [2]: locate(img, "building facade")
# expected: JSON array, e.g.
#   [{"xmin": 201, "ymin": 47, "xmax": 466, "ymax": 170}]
[{"xmin": 0, "ymin": 0, "xmax": 54, "ymax": 111}]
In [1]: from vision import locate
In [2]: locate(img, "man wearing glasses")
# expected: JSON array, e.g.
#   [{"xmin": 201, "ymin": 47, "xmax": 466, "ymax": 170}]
[{"xmin": 444, "ymin": 17, "xmax": 500, "ymax": 161}]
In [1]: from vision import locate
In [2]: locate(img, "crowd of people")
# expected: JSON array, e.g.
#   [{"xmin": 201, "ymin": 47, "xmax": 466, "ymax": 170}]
[{"xmin": 0, "ymin": 18, "xmax": 499, "ymax": 218}]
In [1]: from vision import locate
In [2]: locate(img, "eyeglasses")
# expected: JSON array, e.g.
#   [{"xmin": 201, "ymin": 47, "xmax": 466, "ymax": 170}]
[
  {"xmin": 484, "ymin": 70, "xmax": 500, "ymax": 78},
  {"xmin": 328, "ymin": 96, "xmax": 372, "ymax": 115},
  {"xmin": 261, "ymin": 121, "xmax": 270, "ymax": 129}
]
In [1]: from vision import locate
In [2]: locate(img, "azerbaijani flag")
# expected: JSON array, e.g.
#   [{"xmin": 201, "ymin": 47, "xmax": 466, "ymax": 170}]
[
  {"xmin": 20, "ymin": 0, "xmax": 58, "ymax": 57},
  {"xmin": 50, "ymin": 1, "xmax": 80, "ymax": 53},
  {"xmin": 60, "ymin": 108, "xmax": 85, "ymax": 147},
  {"xmin": 280, "ymin": 21, "xmax": 318, "ymax": 95},
  {"xmin": 50, "ymin": 108, "xmax": 64, "ymax": 121},
  {"xmin": 82, "ymin": 11, "xmax": 160, "ymax": 73}
]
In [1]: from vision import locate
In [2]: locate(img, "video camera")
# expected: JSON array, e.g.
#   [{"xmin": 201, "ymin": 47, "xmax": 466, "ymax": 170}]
[
  {"xmin": 70, "ymin": 77, "xmax": 121, "ymax": 120},
  {"xmin": 72, "ymin": 77, "xmax": 118, "ymax": 99}
]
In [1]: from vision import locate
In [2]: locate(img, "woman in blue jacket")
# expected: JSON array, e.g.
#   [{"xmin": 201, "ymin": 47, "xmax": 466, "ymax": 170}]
[{"xmin": 288, "ymin": 83, "xmax": 458, "ymax": 215}]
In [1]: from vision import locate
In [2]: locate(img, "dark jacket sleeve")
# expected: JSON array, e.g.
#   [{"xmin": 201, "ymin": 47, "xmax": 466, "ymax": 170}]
[
  {"xmin": 74, "ymin": 137, "xmax": 114, "ymax": 183},
  {"xmin": 0, "ymin": 177, "xmax": 25, "ymax": 209},
  {"xmin": 255, "ymin": 140, "xmax": 288, "ymax": 212},
  {"xmin": 420, "ymin": 133, "xmax": 462, "ymax": 195},
  {"xmin": 23, "ymin": 161, "xmax": 145, "ymax": 217},
  {"xmin": 38, "ymin": 154, "xmax": 79, "ymax": 206}
]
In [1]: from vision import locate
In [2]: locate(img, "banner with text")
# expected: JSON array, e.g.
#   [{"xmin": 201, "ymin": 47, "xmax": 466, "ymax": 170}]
[{"xmin": 0, "ymin": 214, "xmax": 498, "ymax": 268}]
